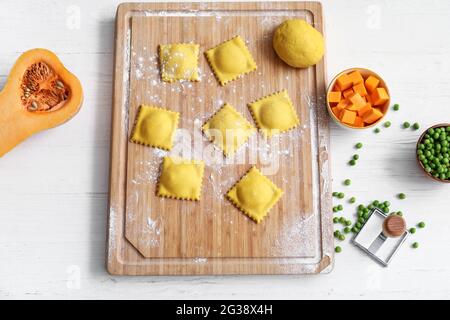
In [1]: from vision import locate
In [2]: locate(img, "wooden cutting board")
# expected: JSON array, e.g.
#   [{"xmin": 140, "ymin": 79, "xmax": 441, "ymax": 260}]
[{"xmin": 107, "ymin": 1, "xmax": 333, "ymax": 275}]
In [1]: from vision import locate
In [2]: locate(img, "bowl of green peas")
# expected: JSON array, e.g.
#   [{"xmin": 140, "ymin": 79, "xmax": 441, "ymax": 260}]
[{"xmin": 416, "ymin": 124, "xmax": 450, "ymax": 183}]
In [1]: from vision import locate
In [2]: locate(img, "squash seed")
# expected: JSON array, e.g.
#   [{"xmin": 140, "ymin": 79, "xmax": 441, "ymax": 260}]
[
  {"xmin": 30, "ymin": 101, "xmax": 39, "ymax": 110},
  {"xmin": 56, "ymin": 80, "xmax": 64, "ymax": 89}
]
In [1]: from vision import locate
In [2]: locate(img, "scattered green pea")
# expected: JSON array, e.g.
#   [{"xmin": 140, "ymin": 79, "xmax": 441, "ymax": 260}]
[
  {"xmin": 337, "ymin": 205, "xmax": 343, "ymax": 211},
  {"xmin": 335, "ymin": 246, "xmax": 342, "ymax": 253},
  {"xmin": 412, "ymin": 242, "xmax": 419, "ymax": 249},
  {"xmin": 409, "ymin": 227, "xmax": 416, "ymax": 234},
  {"xmin": 338, "ymin": 192, "xmax": 345, "ymax": 199},
  {"xmin": 418, "ymin": 221, "xmax": 425, "ymax": 228},
  {"xmin": 345, "ymin": 220, "xmax": 352, "ymax": 226},
  {"xmin": 398, "ymin": 193, "xmax": 406, "ymax": 200},
  {"xmin": 384, "ymin": 121, "xmax": 391, "ymax": 128},
  {"xmin": 353, "ymin": 154, "xmax": 359, "ymax": 160},
  {"xmin": 338, "ymin": 234, "xmax": 345, "ymax": 241},
  {"xmin": 355, "ymin": 142, "xmax": 363, "ymax": 149},
  {"xmin": 344, "ymin": 227, "xmax": 351, "ymax": 234},
  {"xmin": 349, "ymin": 159, "xmax": 356, "ymax": 166},
  {"xmin": 393, "ymin": 104, "xmax": 400, "ymax": 111},
  {"xmin": 374, "ymin": 128, "xmax": 381, "ymax": 134},
  {"xmin": 333, "ymin": 206, "xmax": 338, "ymax": 212},
  {"xmin": 344, "ymin": 179, "xmax": 351, "ymax": 186},
  {"xmin": 332, "ymin": 192, "xmax": 339, "ymax": 197},
  {"xmin": 403, "ymin": 121, "xmax": 410, "ymax": 129},
  {"xmin": 333, "ymin": 217, "xmax": 339, "ymax": 223},
  {"xmin": 334, "ymin": 230, "xmax": 340, "ymax": 237},
  {"xmin": 412, "ymin": 123, "xmax": 420, "ymax": 130},
  {"xmin": 349, "ymin": 197, "xmax": 356, "ymax": 204}
]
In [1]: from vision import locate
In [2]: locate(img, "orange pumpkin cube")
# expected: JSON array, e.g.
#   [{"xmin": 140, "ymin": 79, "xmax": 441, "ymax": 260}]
[
  {"xmin": 349, "ymin": 93, "xmax": 366, "ymax": 108},
  {"xmin": 336, "ymin": 74, "xmax": 353, "ymax": 91},
  {"xmin": 353, "ymin": 82, "xmax": 368, "ymax": 97},
  {"xmin": 370, "ymin": 87, "xmax": 389, "ymax": 106},
  {"xmin": 357, "ymin": 103, "xmax": 372, "ymax": 117},
  {"xmin": 365, "ymin": 75, "xmax": 380, "ymax": 93},
  {"xmin": 348, "ymin": 71, "xmax": 364, "ymax": 85},
  {"xmin": 341, "ymin": 110, "xmax": 357, "ymax": 125},
  {"xmin": 343, "ymin": 88, "xmax": 354, "ymax": 99},
  {"xmin": 332, "ymin": 106, "xmax": 343, "ymax": 117},
  {"xmin": 354, "ymin": 116, "xmax": 364, "ymax": 127},
  {"xmin": 328, "ymin": 91, "xmax": 342, "ymax": 104},
  {"xmin": 363, "ymin": 108, "xmax": 383, "ymax": 124},
  {"xmin": 336, "ymin": 99, "xmax": 350, "ymax": 109}
]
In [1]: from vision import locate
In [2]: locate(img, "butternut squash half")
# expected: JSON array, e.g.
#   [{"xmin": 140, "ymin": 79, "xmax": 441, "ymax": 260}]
[{"xmin": 0, "ymin": 49, "xmax": 83, "ymax": 157}]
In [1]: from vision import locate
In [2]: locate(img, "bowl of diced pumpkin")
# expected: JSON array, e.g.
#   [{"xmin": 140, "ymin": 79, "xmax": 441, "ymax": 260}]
[{"xmin": 326, "ymin": 68, "xmax": 390, "ymax": 129}]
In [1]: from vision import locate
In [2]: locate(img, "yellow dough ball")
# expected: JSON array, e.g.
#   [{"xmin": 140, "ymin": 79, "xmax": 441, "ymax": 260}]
[{"xmin": 273, "ymin": 19, "xmax": 325, "ymax": 68}]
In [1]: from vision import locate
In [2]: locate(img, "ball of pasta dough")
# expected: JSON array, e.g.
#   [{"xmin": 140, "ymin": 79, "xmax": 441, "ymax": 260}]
[{"xmin": 273, "ymin": 19, "xmax": 324, "ymax": 68}]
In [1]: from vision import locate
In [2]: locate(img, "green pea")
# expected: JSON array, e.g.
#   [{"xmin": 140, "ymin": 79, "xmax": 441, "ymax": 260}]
[
  {"xmin": 335, "ymin": 246, "xmax": 342, "ymax": 253},
  {"xmin": 403, "ymin": 122, "xmax": 410, "ymax": 129},
  {"xmin": 337, "ymin": 205, "xmax": 343, "ymax": 211},
  {"xmin": 363, "ymin": 211, "xmax": 370, "ymax": 219},
  {"xmin": 409, "ymin": 227, "xmax": 416, "ymax": 234},
  {"xmin": 333, "ymin": 217, "xmax": 339, "ymax": 223},
  {"xmin": 353, "ymin": 154, "xmax": 359, "ymax": 160},
  {"xmin": 345, "ymin": 220, "xmax": 352, "ymax": 226},
  {"xmin": 338, "ymin": 192, "xmax": 345, "ymax": 199},
  {"xmin": 396, "ymin": 211, "xmax": 403, "ymax": 216},
  {"xmin": 344, "ymin": 227, "xmax": 351, "ymax": 233},
  {"xmin": 358, "ymin": 217, "xmax": 365, "ymax": 224},
  {"xmin": 418, "ymin": 222, "xmax": 425, "ymax": 228},
  {"xmin": 368, "ymin": 204, "xmax": 374, "ymax": 210},
  {"xmin": 358, "ymin": 204, "xmax": 365, "ymax": 210},
  {"xmin": 374, "ymin": 128, "xmax": 381, "ymax": 134},
  {"xmin": 373, "ymin": 200, "xmax": 379, "ymax": 206},
  {"xmin": 384, "ymin": 121, "xmax": 391, "ymax": 128},
  {"xmin": 398, "ymin": 193, "xmax": 406, "ymax": 200},
  {"xmin": 349, "ymin": 197, "xmax": 356, "ymax": 204},
  {"xmin": 412, "ymin": 242, "xmax": 419, "ymax": 249},
  {"xmin": 393, "ymin": 104, "xmax": 400, "ymax": 111},
  {"xmin": 334, "ymin": 230, "xmax": 340, "ymax": 237},
  {"xmin": 349, "ymin": 160, "xmax": 356, "ymax": 166},
  {"xmin": 413, "ymin": 123, "xmax": 420, "ymax": 130},
  {"xmin": 333, "ymin": 206, "xmax": 338, "ymax": 212},
  {"xmin": 355, "ymin": 142, "xmax": 363, "ymax": 149},
  {"xmin": 332, "ymin": 192, "xmax": 339, "ymax": 197},
  {"xmin": 344, "ymin": 179, "xmax": 351, "ymax": 186},
  {"xmin": 356, "ymin": 222, "xmax": 362, "ymax": 228},
  {"xmin": 383, "ymin": 201, "xmax": 390, "ymax": 207},
  {"xmin": 338, "ymin": 234, "xmax": 345, "ymax": 241}
]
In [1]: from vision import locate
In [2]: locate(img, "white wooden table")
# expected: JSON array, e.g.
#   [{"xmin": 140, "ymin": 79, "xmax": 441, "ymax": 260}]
[{"xmin": 1, "ymin": 0, "xmax": 449, "ymax": 299}]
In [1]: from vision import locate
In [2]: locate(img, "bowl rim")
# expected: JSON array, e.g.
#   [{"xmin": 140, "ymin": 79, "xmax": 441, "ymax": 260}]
[
  {"xmin": 326, "ymin": 67, "xmax": 390, "ymax": 130},
  {"xmin": 416, "ymin": 123, "xmax": 450, "ymax": 183}
]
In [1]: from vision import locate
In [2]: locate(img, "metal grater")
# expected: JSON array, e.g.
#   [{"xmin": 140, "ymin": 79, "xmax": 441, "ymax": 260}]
[{"xmin": 352, "ymin": 208, "xmax": 409, "ymax": 266}]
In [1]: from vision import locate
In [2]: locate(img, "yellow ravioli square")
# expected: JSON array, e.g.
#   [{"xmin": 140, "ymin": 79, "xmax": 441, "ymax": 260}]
[
  {"xmin": 202, "ymin": 103, "xmax": 255, "ymax": 156},
  {"xmin": 205, "ymin": 36, "xmax": 257, "ymax": 86},
  {"xmin": 226, "ymin": 167, "xmax": 283, "ymax": 223},
  {"xmin": 159, "ymin": 43, "xmax": 200, "ymax": 82},
  {"xmin": 130, "ymin": 105, "xmax": 179, "ymax": 151},
  {"xmin": 248, "ymin": 90, "xmax": 300, "ymax": 137},
  {"xmin": 157, "ymin": 157, "xmax": 205, "ymax": 201}
]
